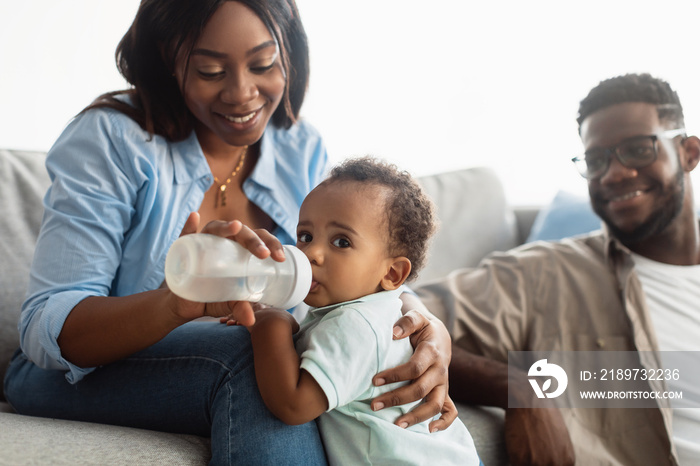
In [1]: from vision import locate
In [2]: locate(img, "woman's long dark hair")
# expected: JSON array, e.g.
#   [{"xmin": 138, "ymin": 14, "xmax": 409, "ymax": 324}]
[{"xmin": 85, "ymin": 0, "xmax": 309, "ymax": 141}]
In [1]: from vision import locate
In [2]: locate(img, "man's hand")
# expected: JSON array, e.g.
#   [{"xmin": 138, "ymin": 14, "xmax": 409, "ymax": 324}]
[
  {"xmin": 449, "ymin": 345, "xmax": 575, "ymax": 465},
  {"xmin": 505, "ymin": 408, "xmax": 575, "ymax": 466}
]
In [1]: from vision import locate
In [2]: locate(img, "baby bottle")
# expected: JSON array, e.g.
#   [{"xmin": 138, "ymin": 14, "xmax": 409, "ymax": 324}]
[{"xmin": 165, "ymin": 233, "xmax": 312, "ymax": 309}]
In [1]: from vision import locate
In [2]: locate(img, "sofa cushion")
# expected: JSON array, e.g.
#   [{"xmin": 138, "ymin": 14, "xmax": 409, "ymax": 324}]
[
  {"xmin": 0, "ymin": 411, "xmax": 211, "ymax": 465},
  {"xmin": 0, "ymin": 149, "xmax": 50, "ymax": 400},
  {"xmin": 415, "ymin": 167, "xmax": 519, "ymax": 287},
  {"xmin": 526, "ymin": 190, "xmax": 601, "ymax": 242},
  {"xmin": 457, "ymin": 405, "xmax": 507, "ymax": 466}
]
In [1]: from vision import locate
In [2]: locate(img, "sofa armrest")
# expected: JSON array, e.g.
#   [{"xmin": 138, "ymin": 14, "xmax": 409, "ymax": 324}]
[{"xmin": 0, "ymin": 149, "xmax": 51, "ymax": 401}]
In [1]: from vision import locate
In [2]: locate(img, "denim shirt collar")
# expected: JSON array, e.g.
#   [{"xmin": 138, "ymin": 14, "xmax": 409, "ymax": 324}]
[
  {"xmin": 170, "ymin": 131, "xmax": 212, "ymax": 185},
  {"xmin": 169, "ymin": 124, "xmax": 280, "ymax": 189},
  {"xmin": 248, "ymin": 128, "xmax": 277, "ymax": 192}
]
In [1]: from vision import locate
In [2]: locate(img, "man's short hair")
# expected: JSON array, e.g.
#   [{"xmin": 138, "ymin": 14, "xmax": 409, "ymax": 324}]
[
  {"xmin": 325, "ymin": 157, "xmax": 437, "ymax": 282},
  {"xmin": 577, "ymin": 73, "xmax": 684, "ymax": 131}
]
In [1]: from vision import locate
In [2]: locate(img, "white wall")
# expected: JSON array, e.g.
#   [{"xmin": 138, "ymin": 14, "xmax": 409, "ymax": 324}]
[{"xmin": 2, "ymin": 0, "xmax": 699, "ymax": 205}]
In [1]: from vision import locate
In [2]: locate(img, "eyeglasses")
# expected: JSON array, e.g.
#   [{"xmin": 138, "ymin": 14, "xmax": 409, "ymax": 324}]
[{"xmin": 572, "ymin": 128, "xmax": 686, "ymax": 179}]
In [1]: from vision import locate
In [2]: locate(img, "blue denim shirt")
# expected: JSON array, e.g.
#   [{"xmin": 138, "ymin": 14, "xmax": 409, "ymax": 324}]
[{"xmin": 19, "ymin": 106, "xmax": 328, "ymax": 383}]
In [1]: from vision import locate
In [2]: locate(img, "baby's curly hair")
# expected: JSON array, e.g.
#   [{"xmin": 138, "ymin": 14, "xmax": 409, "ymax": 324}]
[{"xmin": 324, "ymin": 156, "xmax": 437, "ymax": 282}]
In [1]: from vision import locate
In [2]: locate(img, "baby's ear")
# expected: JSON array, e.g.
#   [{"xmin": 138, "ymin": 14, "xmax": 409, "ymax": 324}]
[{"xmin": 380, "ymin": 257, "xmax": 411, "ymax": 291}]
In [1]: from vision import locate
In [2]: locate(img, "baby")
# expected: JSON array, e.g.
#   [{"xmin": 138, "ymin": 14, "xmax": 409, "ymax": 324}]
[{"xmin": 247, "ymin": 157, "xmax": 481, "ymax": 465}]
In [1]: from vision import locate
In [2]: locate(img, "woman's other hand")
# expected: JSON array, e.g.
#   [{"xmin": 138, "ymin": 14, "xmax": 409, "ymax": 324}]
[{"xmin": 371, "ymin": 304, "xmax": 456, "ymax": 432}]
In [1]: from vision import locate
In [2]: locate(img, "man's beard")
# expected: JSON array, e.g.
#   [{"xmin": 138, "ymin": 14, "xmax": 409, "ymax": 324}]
[{"xmin": 592, "ymin": 166, "xmax": 685, "ymax": 246}]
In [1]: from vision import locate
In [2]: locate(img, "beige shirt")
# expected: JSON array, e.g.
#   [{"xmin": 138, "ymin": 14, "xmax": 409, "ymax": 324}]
[{"xmin": 417, "ymin": 229, "xmax": 678, "ymax": 466}]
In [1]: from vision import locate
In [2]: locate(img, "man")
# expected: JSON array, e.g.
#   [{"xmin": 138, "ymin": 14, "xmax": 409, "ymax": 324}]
[{"xmin": 417, "ymin": 74, "xmax": 700, "ymax": 465}]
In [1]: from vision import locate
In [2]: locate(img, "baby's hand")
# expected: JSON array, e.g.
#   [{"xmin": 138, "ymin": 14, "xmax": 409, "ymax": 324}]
[
  {"xmin": 219, "ymin": 303, "xmax": 269, "ymax": 326},
  {"xmin": 219, "ymin": 315, "xmax": 241, "ymax": 326},
  {"xmin": 247, "ymin": 308, "xmax": 300, "ymax": 334}
]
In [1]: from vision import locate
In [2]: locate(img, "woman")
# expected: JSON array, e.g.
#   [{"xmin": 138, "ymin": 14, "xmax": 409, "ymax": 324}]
[{"xmin": 4, "ymin": 1, "xmax": 454, "ymax": 464}]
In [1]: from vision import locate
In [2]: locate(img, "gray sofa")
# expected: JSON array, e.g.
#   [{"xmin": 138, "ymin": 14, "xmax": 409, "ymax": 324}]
[{"xmin": 1, "ymin": 148, "xmax": 538, "ymax": 465}]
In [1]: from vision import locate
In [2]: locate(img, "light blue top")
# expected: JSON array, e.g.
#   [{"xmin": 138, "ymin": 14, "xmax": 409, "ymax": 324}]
[
  {"xmin": 19, "ymin": 105, "xmax": 328, "ymax": 383},
  {"xmin": 296, "ymin": 290, "xmax": 480, "ymax": 466}
]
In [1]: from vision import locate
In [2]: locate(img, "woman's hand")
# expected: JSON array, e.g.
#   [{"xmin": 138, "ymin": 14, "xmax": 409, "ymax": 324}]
[
  {"xmin": 167, "ymin": 212, "xmax": 285, "ymax": 326},
  {"xmin": 371, "ymin": 306, "xmax": 456, "ymax": 432}
]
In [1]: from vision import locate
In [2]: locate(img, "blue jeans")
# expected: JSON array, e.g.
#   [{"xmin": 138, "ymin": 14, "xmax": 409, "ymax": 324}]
[{"xmin": 4, "ymin": 321, "xmax": 327, "ymax": 466}]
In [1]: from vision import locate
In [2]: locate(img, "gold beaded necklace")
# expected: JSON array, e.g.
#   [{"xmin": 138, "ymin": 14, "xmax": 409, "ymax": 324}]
[{"xmin": 213, "ymin": 146, "xmax": 248, "ymax": 208}]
